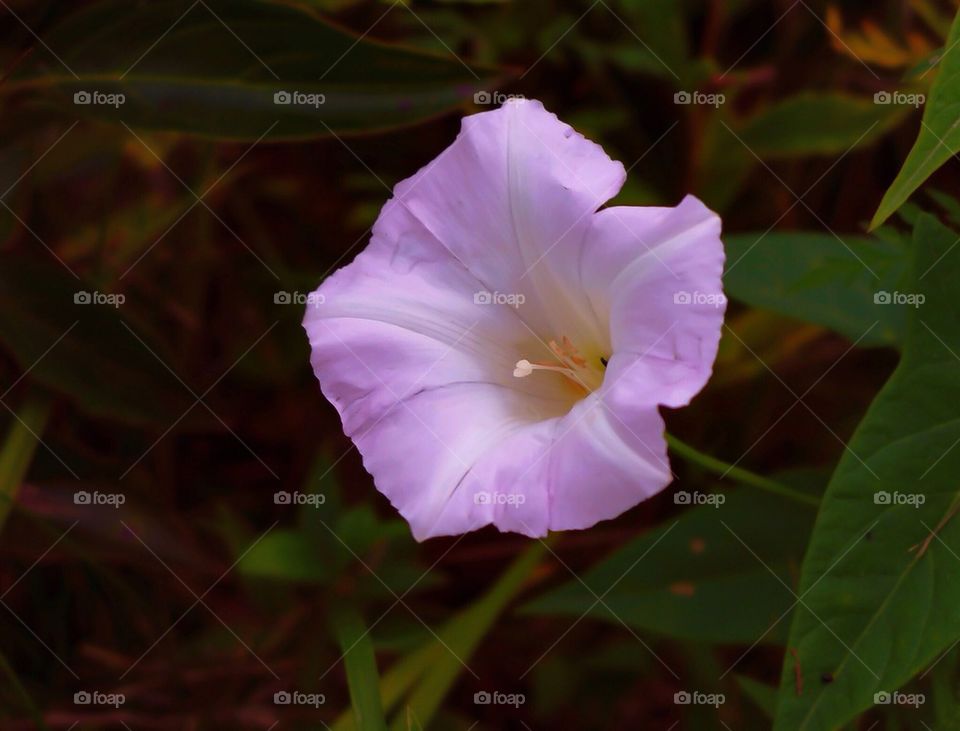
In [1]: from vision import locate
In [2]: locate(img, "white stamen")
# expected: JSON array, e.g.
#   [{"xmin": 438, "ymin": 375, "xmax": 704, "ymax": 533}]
[
  {"xmin": 513, "ymin": 358, "xmax": 578, "ymax": 379},
  {"xmin": 513, "ymin": 337, "xmax": 605, "ymax": 391},
  {"xmin": 513, "ymin": 359, "xmax": 534, "ymax": 378}
]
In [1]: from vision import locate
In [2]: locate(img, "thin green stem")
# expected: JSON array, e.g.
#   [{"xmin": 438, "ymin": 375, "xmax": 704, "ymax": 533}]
[
  {"xmin": 0, "ymin": 391, "xmax": 53, "ymax": 533},
  {"xmin": 0, "ymin": 646, "xmax": 48, "ymax": 730},
  {"xmin": 666, "ymin": 433, "xmax": 820, "ymax": 508}
]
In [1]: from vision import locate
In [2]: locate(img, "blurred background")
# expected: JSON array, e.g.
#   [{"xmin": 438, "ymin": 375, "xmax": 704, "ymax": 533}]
[{"xmin": 0, "ymin": 0, "xmax": 952, "ymax": 728}]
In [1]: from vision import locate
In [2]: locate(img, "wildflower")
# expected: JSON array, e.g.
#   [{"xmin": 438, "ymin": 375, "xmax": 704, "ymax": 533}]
[{"xmin": 304, "ymin": 100, "xmax": 724, "ymax": 540}]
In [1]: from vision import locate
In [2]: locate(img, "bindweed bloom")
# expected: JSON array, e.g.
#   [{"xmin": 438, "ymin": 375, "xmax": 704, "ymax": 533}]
[{"xmin": 304, "ymin": 99, "xmax": 725, "ymax": 541}]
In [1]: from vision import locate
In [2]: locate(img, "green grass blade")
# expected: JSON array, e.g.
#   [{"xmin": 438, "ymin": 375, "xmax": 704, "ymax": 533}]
[
  {"xmin": 0, "ymin": 391, "xmax": 52, "ymax": 534},
  {"xmin": 332, "ymin": 604, "xmax": 389, "ymax": 731},
  {"xmin": 389, "ymin": 539, "xmax": 550, "ymax": 730}
]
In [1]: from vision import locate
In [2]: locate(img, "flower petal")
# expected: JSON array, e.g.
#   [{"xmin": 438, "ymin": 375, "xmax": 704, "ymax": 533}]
[
  {"xmin": 395, "ymin": 98, "xmax": 625, "ymax": 344},
  {"xmin": 582, "ymin": 195, "xmax": 725, "ymax": 408},
  {"xmin": 304, "ymin": 192, "xmax": 571, "ymax": 540},
  {"xmin": 547, "ymin": 395, "xmax": 671, "ymax": 531}
]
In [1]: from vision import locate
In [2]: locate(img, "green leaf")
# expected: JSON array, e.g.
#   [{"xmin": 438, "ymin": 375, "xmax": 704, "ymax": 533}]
[
  {"xmin": 736, "ymin": 675, "xmax": 778, "ymax": 718},
  {"xmin": 0, "ymin": 392, "xmax": 51, "ymax": 536},
  {"xmin": 332, "ymin": 643, "xmax": 439, "ymax": 731},
  {"xmin": 332, "ymin": 605, "xmax": 389, "ymax": 731},
  {"xmin": 871, "ymin": 11, "xmax": 960, "ymax": 228},
  {"xmin": 724, "ymin": 231, "xmax": 911, "ymax": 348},
  {"xmin": 389, "ymin": 540, "xmax": 548, "ymax": 730},
  {"xmin": 697, "ymin": 110, "xmax": 757, "ymax": 212},
  {"xmin": 237, "ymin": 529, "xmax": 332, "ymax": 583},
  {"xmin": 330, "ymin": 542, "xmax": 549, "ymax": 730},
  {"xmin": 608, "ymin": 0, "xmax": 693, "ymax": 85},
  {"xmin": 926, "ymin": 188, "xmax": 960, "ymax": 228},
  {"xmin": 773, "ymin": 214, "xmax": 960, "ymax": 730},
  {"xmin": 12, "ymin": 0, "xmax": 506, "ymax": 141},
  {"xmin": 740, "ymin": 93, "xmax": 907, "ymax": 158},
  {"xmin": 0, "ymin": 254, "xmax": 207, "ymax": 428},
  {"xmin": 522, "ymin": 488, "xmax": 816, "ymax": 644},
  {"xmin": 0, "ymin": 645, "xmax": 48, "ymax": 730}
]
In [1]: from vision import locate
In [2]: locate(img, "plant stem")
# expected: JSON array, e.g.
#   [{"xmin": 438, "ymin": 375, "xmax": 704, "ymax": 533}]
[{"xmin": 666, "ymin": 433, "xmax": 820, "ymax": 508}]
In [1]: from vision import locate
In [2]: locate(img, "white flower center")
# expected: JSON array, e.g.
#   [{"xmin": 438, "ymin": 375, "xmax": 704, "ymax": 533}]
[{"xmin": 513, "ymin": 336, "xmax": 606, "ymax": 393}]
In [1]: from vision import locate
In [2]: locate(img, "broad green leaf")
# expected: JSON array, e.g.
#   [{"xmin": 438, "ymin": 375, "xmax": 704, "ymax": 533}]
[
  {"xmin": 332, "ymin": 605, "xmax": 389, "ymax": 731},
  {"xmin": 522, "ymin": 488, "xmax": 816, "ymax": 644},
  {"xmin": 698, "ymin": 110, "xmax": 756, "ymax": 212},
  {"xmin": 238, "ymin": 502, "xmax": 429, "ymax": 592},
  {"xmin": 740, "ymin": 93, "xmax": 908, "ymax": 158},
  {"xmin": 608, "ymin": 0, "xmax": 693, "ymax": 85},
  {"xmin": 724, "ymin": 232, "xmax": 911, "ymax": 348},
  {"xmin": 0, "ymin": 254, "xmax": 207, "ymax": 428},
  {"xmin": 11, "ymin": 0, "xmax": 505, "ymax": 141},
  {"xmin": 0, "ymin": 392, "xmax": 51, "ymax": 533},
  {"xmin": 773, "ymin": 214, "xmax": 960, "ymax": 730},
  {"xmin": 872, "ymin": 10, "xmax": 960, "ymax": 228},
  {"xmin": 237, "ymin": 529, "xmax": 331, "ymax": 583},
  {"xmin": 330, "ymin": 507, "xmax": 432, "ymax": 600},
  {"xmin": 736, "ymin": 675, "xmax": 778, "ymax": 718}
]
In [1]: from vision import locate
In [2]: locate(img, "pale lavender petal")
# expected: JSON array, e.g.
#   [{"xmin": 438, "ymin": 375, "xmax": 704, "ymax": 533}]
[
  {"xmin": 305, "ymin": 192, "xmax": 570, "ymax": 540},
  {"xmin": 581, "ymin": 196, "xmax": 726, "ymax": 408},
  {"xmin": 394, "ymin": 98, "xmax": 624, "ymax": 344},
  {"xmin": 547, "ymin": 396, "xmax": 671, "ymax": 531}
]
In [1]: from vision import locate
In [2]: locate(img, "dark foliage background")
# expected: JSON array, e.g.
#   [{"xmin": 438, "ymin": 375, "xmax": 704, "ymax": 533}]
[{"xmin": 0, "ymin": 0, "xmax": 956, "ymax": 729}]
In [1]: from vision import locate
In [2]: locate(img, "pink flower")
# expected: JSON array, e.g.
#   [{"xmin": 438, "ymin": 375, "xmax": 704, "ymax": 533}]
[{"xmin": 304, "ymin": 99, "xmax": 725, "ymax": 540}]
